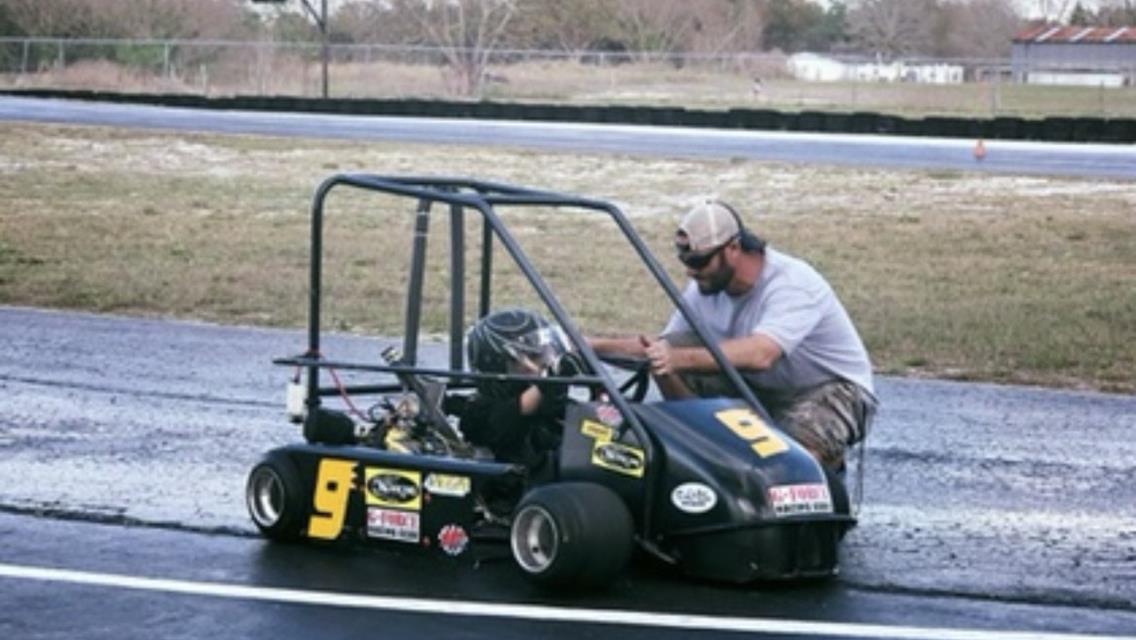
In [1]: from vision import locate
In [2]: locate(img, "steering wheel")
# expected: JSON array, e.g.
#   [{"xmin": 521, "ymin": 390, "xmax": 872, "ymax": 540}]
[{"xmin": 598, "ymin": 355, "xmax": 652, "ymax": 403}]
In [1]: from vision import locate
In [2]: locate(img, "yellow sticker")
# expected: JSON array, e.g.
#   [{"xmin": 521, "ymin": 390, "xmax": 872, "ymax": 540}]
[
  {"xmin": 591, "ymin": 441, "xmax": 645, "ymax": 478},
  {"xmin": 581, "ymin": 419, "xmax": 614, "ymax": 442},
  {"xmin": 364, "ymin": 468, "xmax": 422, "ymax": 510}
]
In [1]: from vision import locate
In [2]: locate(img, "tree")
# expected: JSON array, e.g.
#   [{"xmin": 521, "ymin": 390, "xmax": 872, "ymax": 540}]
[
  {"xmin": 607, "ymin": 0, "xmax": 699, "ymax": 55},
  {"xmin": 0, "ymin": 0, "xmax": 101, "ymax": 37},
  {"xmin": 509, "ymin": 0, "xmax": 619, "ymax": 51},
  {"xmin": 1095, "ymin": 0, "xmax": 1136, "ymax": 25},
  {"xmin": 846, "ymin": 0, "xmax": 942, "ymax": 58},
  {"xmin": 1068, "ymin": 1, "xmax": 1093, "ymax": 24},
  {"xmin": 331, "ymin": 0, "xmax": 421, "ymax": 45},
  {"xmin": 763, "ymin": 0, "xmax": 849, "ymax": 53},
  {"xmin": 393, "ymin": 0, "xmax": 516, "ymax": 97},
  {"xmin": 940, "ymin": 0, "xmax": 1022, "ymax": 59}
]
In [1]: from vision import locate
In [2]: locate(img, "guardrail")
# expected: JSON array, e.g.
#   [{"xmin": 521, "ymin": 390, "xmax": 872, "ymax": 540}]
[{"xmin": 3, "ymin": 88, "xmax": 1133, "ymax": 143}]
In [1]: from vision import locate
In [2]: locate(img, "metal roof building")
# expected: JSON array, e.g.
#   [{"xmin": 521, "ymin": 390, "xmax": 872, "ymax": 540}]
[{"xmin": 1011, "ymin": 24, "xmax": 1136, "ymax": 85}]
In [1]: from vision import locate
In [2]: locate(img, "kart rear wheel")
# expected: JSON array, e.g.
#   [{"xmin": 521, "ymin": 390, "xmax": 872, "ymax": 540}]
[
  {"xmin": 246, "ymin": 450, "xmax": 307, "ymax": 542},
  {"xmin": 510, "ymin": 482, "xmax": 633, "ymax": 590}
]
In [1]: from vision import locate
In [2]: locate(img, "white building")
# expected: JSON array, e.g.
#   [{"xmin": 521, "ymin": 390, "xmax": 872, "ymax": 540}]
[{"xmin": 787, "ymin": 53, "xmax": 963, "ymax": 84}]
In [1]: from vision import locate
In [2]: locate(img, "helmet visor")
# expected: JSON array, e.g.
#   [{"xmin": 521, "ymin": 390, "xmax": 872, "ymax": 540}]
[{"xmin": 503, "ymin": 325, "xmax": 571, "ymax": 375}]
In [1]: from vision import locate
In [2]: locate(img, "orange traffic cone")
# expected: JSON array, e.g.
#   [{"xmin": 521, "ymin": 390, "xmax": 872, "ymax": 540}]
[{"xmin": 973, "ymin": 139, "xmax": 987, "ymax": 161}]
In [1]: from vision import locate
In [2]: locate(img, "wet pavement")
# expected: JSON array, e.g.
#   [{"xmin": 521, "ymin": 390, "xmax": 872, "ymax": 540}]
[{"xmin": 1, "ymin": 305, "xmax": 1134, "ymax": 612}]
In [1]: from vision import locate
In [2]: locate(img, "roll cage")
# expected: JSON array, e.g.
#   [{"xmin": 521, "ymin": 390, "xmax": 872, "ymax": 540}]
[{"xmin": 273, "ymin": 174, "xmax": 778, "ymax": 543}]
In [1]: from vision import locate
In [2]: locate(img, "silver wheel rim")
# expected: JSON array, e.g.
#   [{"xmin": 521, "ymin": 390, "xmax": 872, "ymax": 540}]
[
  {"xmin": 511, "ymin": 505, "xmax": 559, "ymax": 574},
  {"xmin": 247, "ymin": 466, "xmax": 285, "ymax": 528}
]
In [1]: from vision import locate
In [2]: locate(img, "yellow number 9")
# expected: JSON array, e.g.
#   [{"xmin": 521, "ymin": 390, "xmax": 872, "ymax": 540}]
[
  {"xmin": 715, "ymin": 408, "xmax": 789, "ymax": 458},
  {"xmin": 308, "ymin": 458, "xmax": 355, "ymax": 539}
]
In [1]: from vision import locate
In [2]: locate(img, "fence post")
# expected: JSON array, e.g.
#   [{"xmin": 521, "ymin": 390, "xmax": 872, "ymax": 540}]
[
  {"xmin": 164, "ymin": 43, "xmax": 171, "ymax": 79},
  {"xmin": 21, "ymin": 39, "xmax": 29, "ymax": 74},
  {"xmin": 57, "ymin": 39, "xmax": 64, "ymax": 69}
]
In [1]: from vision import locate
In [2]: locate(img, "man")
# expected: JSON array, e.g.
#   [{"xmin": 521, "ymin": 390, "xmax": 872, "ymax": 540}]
[{"xmin": 590, "ymin": 200, "xmax": 876, "ymax": 472}]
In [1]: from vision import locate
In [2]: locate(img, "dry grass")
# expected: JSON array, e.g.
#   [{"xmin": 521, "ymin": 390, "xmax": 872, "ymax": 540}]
[
  {"xmin": 5, "ymin": 57, "xmax": 1136, "ymax": 118},
  {"xmin": 1, "ymin": 122, "xmax": 1134, "ymax": 393}
]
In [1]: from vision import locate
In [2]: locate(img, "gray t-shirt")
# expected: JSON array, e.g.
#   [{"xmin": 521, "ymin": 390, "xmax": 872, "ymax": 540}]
[{"xmin": 662, "ymin": 246, "xmax": 875, "ymax": 400}]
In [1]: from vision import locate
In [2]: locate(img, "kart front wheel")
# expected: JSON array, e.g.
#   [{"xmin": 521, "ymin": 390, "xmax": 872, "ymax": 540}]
[
  {"xmin": 510, "ymin": 482, "xmax": 633, "ymax": 590},
  {"xmin": 246, "ymin": 450, "xmax": 307, "ymax": 542}
]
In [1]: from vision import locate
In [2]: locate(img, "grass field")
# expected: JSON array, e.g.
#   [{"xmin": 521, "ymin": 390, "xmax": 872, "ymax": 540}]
[
  {"xmin": 1, "ymin": 122, "xmax": 1133, "ymax": 393},
  {"xmin": 6, "ymin": 57, "xmax": 1136, "ymax": 119}
]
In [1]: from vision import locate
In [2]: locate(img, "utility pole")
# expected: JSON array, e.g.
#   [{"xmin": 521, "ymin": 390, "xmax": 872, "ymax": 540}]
[{"xmin": 251, "ymin": 0, "xmax": 329, "ymax": 99}]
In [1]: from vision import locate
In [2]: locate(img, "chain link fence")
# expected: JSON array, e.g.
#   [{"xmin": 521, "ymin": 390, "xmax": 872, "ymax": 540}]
[{"xmin": 1, "ymin": 37, "xmax": 1133, "ymax": 117}]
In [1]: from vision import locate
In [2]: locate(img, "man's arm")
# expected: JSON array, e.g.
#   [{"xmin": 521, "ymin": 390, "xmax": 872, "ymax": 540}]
[
  {"xmin": 646, "ymin": 333, "xmax": 783, "ymax": 376},
  {"xmin": 587, "ymin": 335, "xmax": 651, "ymax": 358}
]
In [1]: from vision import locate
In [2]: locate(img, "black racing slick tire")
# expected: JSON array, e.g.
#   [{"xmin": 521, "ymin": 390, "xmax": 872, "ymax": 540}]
[
  {"xmin": 509, "ymin": 482, "xmax": 633, "ymax": 590},
  {"xmin": 245, "ymin": 450, "xmax": 307, "ymax": 542}
]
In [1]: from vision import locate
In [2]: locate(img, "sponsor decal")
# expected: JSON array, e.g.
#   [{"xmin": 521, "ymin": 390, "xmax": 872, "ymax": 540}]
[
  {"xmin": 768, "ymin": 483, "xmax": 833, "ymax": 517},
  {"xmin": 365, "ymin": 468, "xmax": 422, "ymax": 510},
  {"xmin": 437, "ymin": 524, "xmax": 469, "ymax": 556},
  {"xmin": 594, "ymin": 403, "xmax": 624, "ymax": 428},
  {"xmin": 423, "ymin": 473, "xmax": 471, "ymax": 498},
  {"xmin": 591, "ymin": 441, "xmax": 645, "ymax": 478},
  {"xmin": 580, "ymin": 419, "xmax": 613, "ymax": 441},
  {"xmin": 366, "ymin": 507, "xmax": 420, "ymax": 542},
  {"xmin": 670, "ymin": 482, "xmax": 718, "ymax": 514}
]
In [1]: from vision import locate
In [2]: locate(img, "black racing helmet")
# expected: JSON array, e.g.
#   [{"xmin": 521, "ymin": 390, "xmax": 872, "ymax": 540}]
[{"xmin": 467, "ymin": 308, "xmax": 572, "ymax": 396}]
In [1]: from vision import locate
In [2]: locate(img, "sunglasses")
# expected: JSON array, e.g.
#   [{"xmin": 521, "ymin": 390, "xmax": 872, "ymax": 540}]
[{"xmin": 676, "ymin": 240, "xmax": 730, "ymax": 270}]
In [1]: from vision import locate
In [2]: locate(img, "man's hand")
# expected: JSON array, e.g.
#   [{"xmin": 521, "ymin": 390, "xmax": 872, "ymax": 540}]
[{"xmin": 641, "ymin": 334, "xmax": 676, "ymax": 376}]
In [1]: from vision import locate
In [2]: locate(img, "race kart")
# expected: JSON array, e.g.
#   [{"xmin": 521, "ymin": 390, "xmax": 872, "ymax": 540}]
[{"xmin": 245, "ymin": 176, "xmax": 854, "ymax": 590}]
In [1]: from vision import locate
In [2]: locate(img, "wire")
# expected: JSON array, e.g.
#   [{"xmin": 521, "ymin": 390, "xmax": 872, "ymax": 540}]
[
  {"xmin": 298, "ymin": 348, "xmax": 370, "ymax": 424},
  {"xmin": 327, "ymin": 364, "xmax": 371, "ymax": 423}
]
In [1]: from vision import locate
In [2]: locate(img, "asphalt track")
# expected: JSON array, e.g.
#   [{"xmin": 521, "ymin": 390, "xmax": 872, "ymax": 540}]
[
  {"xmin": 0, "ymin": 95, "xmax": 1135, "ymax": 178},
  {"xmin": 1, "ymin": 99, "xmax": 1134, "ymax": 637},
  {"xmin": 0, "ymin": 307, "xmax": 1134, "ymax": 639}
]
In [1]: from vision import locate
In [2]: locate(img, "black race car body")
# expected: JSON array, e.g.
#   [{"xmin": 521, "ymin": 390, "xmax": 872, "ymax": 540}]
[{"xmin": 246, "ymin": 176, "xmax": 854, "ymax": 589}]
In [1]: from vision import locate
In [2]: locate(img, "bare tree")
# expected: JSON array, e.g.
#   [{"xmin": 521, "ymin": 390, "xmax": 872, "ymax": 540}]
[
  {"xmin": 941, "ymin": 0, "xmax": 1022, "ymax": 58},
  {"xmin": 1032, "ymin": 0, "xmax": 1077, "ymax": 21},
  {"xmin": 0, "ymin": 0, "xmax": 101, "ymax": 37},
  {"xmin": 509, "ymin": 0, "xmax": 617, "ymax": 52},
  {"xmin": 608, "ymin": 0, "xmax": 700, "ymax": 57},
  {"xmin": 101, "ymin": 0, "xmax": 249, "ymax": 39},
  {"xmin": 395, "ymin": 0, "xmax": 516, "ymax": 97},
  {"xmin": 687, "ymin": 0, "xmax": 766, "ymax": 54},
  {"xmin": 333, "ymin": 0, "xmax": 421, "ymax": 44},
  {"xmin": 847, "ymin": 0, "xmax": 942, "ymax": 58},
  {"xmin": 1089, "ymin": 0, "xmax": 1136, "ymax": 25}
]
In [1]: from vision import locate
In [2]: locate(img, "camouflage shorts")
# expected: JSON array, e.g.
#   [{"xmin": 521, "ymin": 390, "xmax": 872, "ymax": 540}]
[
  {"xmin": 772, "ymin": 380, "xmax": 874, "ymax": 469},
  {"xmin": 680, "ymin": 372, "xmax": 874, "ymax": 469}
]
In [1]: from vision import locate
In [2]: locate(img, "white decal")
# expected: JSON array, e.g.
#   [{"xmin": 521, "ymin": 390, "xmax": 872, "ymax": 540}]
[
  {"xmin": 768, "ymin": 483, "xmax": 833, "ymax": 517},
  {"xmin": 670, "ymin": 482, "xmax": 718, "ymax": 514},
  {"xmin": 366, "ymin": 507, "xmax": 420, "ymax": 542},
  {"xmin": 424, "ymin": 473, "xmax": 471, "ymax": 498}
]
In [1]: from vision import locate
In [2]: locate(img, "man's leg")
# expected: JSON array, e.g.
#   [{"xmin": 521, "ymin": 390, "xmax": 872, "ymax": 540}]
[{"xmin": 774, "ymin": 380, "xmax": 873, "ymax": 471}]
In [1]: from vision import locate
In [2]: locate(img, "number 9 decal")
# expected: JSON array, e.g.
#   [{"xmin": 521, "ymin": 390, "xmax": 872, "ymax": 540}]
[
  {"xmin": 308, "ymin": 458, "xmax": 355, "ymax": 539},
  {"xmin": 715, "ymin": 408, "xmax": 789, "ymax": 458}
]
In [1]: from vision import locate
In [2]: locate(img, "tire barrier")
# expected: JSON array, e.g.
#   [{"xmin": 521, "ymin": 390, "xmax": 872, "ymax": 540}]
[{"xmin": 3, "ymin": 88, "xmax": 1133, "ymax": 143}]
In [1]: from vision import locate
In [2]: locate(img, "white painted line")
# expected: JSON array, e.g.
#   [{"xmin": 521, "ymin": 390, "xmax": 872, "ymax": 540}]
[{"xmin": 0, "ymin": 562, "xmax": 1132, "ymax": 640}]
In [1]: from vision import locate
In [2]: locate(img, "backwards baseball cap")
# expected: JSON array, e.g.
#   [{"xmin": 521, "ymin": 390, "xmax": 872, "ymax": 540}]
[{"xmin": 676, "ymin": 200, "xmax": 742, "ymax": 253}]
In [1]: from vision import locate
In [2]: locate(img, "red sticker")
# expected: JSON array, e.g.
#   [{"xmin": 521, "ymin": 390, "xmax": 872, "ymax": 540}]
[
  {"xmin": 595, "ymin": 403, "xmax": 623, "ymax": 427},
  {"xmin": 438, "ymin": 524, "xmax": 469, "ymax": 556}
]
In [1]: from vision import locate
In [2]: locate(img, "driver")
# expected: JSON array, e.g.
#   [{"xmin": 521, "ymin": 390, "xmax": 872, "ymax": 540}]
[{"xmin": 444, "ymin": 308, "xmax": 579, "ymax": 472}]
